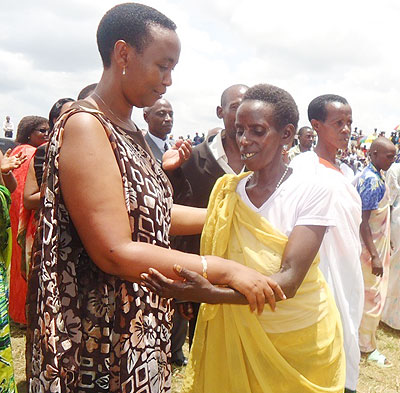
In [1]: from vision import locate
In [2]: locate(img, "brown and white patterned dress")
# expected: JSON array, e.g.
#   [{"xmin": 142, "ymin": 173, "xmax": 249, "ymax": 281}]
[{"xmin": 26, "ymin": 103, "xmax": 174, "ymax": 393}]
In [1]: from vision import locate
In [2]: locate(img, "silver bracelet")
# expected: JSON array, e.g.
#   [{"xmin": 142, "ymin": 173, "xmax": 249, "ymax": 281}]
[{"xmin": 200, "ymin": 256, "xmax": 208, "ymax": 279}]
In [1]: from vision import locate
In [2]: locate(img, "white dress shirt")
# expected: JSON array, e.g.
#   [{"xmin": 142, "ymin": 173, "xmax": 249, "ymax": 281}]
[{"xmin": 208, "ymin": 130, "xmax": 244, "ymax": 175}]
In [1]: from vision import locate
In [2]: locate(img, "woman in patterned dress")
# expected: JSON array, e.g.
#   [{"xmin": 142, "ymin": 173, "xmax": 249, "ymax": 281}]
[{"xmin": 26, "ymin": 4, "xmax": 283, "ymax": 393}]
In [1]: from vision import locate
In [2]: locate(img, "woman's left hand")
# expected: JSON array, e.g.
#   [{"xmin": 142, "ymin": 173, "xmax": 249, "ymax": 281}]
[
  {"xmin": 1, "ymin": 149, "xmax": 27, "ymax": 173},
  {"xmin": 162, "ymin": 140, "xmax": 192, "ymax": 171},
  {"xmin": 141, "ymin": 264, "xmax": 217, "ymax": 303}
]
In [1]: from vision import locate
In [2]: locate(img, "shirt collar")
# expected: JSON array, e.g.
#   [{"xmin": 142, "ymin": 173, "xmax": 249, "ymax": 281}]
[
  {"xmin": 368, "ymin": 162, "xmax": 384, "ymax": 180},
  {"xmin": 208, "ymin": 129, "xmax": 226, "ymax": 161},
  {"xmin": 147, "ymin": 131, "xmax": 168, "ymax": 151}
]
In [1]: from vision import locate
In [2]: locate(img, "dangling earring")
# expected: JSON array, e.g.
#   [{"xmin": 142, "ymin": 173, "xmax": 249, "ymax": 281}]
[{"xmin": 122, "ymin": 67, "xmax": 126, "ymax": 76}]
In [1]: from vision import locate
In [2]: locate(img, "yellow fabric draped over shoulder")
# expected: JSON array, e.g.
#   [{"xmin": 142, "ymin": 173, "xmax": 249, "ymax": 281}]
[{"xmin": 182, "ymin": 174, "xmax": 345, "ymax": 393}]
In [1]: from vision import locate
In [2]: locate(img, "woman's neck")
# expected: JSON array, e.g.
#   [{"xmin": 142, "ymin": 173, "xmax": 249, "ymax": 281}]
[
  {"xmin": 93, "ymin": 72, "xmax": 134, "ymax": 128},
  {"xmin": 246, "ymin": 155, "xmax": 291, "ymax": 208}
]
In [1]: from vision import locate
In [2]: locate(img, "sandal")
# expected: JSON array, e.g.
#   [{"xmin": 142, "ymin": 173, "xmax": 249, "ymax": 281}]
[{"xmin": 367, "ymin": 349, "xmax": 393, "ymax": 368}]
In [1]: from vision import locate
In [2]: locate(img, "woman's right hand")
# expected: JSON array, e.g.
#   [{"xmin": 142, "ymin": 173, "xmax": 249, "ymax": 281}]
[{"xmin": 225, "ymin": 262, "xmax": 286, "ymax": 313}]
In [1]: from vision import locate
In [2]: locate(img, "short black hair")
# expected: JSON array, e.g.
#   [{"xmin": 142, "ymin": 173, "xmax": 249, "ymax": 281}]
[
  {"xmin": 97, "ymin": 3, "xmax": 177, "ymax": 68},
  {"xmin": 77, "ymin": 83, "xmax": 97, "ymax": 100},
  {"xmin": 220, "ymin": 84, "xmax": 249, "ymax": 107},
  {"xmin": 243, "ymin": 84, "xmax": 299, "ymax": 131},
  {"xmin": 16, "ymin": 116, "xmax": 49, "ymax": 144},
  {"xmin": 48, "ymin": 98, "xmax": 75, "ymax": 130},
  {"xmin": 308, "ymin": 94, "xmax": 348, "ymax": 123},
  {"xmin": 298, "ymin": 126, "xmax": 312, "ymax": 137}
]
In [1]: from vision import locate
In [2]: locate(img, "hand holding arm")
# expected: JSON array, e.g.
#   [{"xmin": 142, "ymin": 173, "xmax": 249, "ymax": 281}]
[
  {"xmin": 58, "ymin": 113, "xmax": 284, "ymax": 314},
  {"xmin": 141, "ymin": 264, "xmax": 285, "ymax": 313}
]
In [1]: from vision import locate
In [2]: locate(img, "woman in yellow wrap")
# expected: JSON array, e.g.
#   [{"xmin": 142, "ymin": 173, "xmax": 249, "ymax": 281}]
[{"xmin": 143, "ymin": 84, "xmax": 345, "ymax": 393}]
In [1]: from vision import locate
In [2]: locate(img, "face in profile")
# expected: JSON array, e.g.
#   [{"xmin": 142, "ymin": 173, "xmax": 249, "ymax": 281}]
[
  {"xmin": 219, "ymin": 86, "xmax": 248, "ymax": 137},
  {"xmin": 123, "ymin": 25, "xmax": 181, "ymax": 108},
  {"xmin": 235, "ymin": 100, "xmax": 285, "ymax": 172},
  {"xmin": 374, "ymin": 144, "xmax": 396, "ymax": 171},
  {"xmin": 312, "ymin": 102, "xmax": 352, "ymax": 151}
]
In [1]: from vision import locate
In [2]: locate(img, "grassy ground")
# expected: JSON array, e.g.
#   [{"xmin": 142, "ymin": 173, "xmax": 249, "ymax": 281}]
[
  {"xmin": 10, "ymin": 322, "xmax": 27, "ymax": 393},
  {"xmin": 357, "ymin": 323, "xmax": 400, "ymax": 393},
  {"xmin": 11, "ymin": 321, "xmax": 400, "ymax": 393}
]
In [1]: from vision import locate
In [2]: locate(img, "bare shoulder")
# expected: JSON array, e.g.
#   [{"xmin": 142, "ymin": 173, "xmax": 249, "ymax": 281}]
[
  {"xmin": 62, "ymin": 111, "xmax": 107, "ymax": 140},
  {"xmin": 58, "ymin": 109, "xmax": 122, "ymax": 194},
  {"xmin": 59, "ymin": 111, "xmax": 116, "ymax": 164}
]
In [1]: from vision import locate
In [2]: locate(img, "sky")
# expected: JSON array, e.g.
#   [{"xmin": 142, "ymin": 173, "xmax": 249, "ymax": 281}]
[{"xmin": 0, "ymin": 0, "xmax": 399, "ymax": 138}]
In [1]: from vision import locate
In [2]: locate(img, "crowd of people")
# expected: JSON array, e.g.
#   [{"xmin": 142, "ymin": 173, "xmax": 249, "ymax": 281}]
[{"xmin": 0, "ymin": 3, "xmax": 399, "ymax": 393}]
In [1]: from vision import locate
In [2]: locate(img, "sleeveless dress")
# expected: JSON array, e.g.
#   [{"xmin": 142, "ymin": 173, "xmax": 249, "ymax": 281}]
[
  {"xmin": 9, "ymin": 144, "xmax": 36, "ymax": 324},
  {"xmin": 26, "ymin": 103, "xmax": 174, "ymax": 393}
]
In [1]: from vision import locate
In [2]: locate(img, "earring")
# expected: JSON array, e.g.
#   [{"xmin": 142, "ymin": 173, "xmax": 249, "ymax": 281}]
[
  {"xmin": 122, "ymin": 67, "xmax": 126, "ymax": 76},
  {"xmin": 283, "ymin": 144, "xmax": 288, "ymax": 151}
]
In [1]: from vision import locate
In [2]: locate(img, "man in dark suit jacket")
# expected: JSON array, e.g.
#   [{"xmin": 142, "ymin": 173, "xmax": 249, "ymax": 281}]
[
  {"xmin": 144, "ymin": 98, "xmax": 173, "ymax": 164},
  {"xmin": 143, "ymin": 97, "xmax": 191, "ymax": 367},
  {"xmin": 171, "ymin": 84, "xmax": 248, "ymax": 345}
]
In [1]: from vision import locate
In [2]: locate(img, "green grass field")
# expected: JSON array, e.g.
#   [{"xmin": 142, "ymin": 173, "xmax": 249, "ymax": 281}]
[{"xmin": 11, "ymin": 321, "xmax": 400, "ymax": 393}]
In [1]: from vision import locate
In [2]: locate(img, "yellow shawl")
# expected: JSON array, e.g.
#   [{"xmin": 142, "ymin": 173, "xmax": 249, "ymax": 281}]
[{"xmin": 182, "ymin": 174, "xmax": 345, "ymax": 393}]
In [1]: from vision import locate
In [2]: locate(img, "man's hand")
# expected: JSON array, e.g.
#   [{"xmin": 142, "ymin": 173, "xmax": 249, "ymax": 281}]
[
  {"xmin": 162, "ymin": 140, "xmax": 192, "ymax": 171},
  {"xmin": 178, "ymin": 302, "xmax": 195, "ymax": 320},
  {"xmin": 371, "ymin": 254, "xmax": 383, "ymax": 277},
  {"xmin": 1, "ymin": 149, "xmax": 27, "ymax": 173}
]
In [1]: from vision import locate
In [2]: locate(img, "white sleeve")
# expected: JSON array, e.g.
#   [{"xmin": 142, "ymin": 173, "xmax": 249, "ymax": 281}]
[
  {"xmin": 386, "ymin": 165, "xmax": 400, "ymax": 207},
  {"xmin": 294, "ymin": 178, "xmax": 336, "ymax": 228}
]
